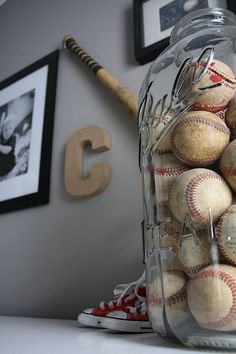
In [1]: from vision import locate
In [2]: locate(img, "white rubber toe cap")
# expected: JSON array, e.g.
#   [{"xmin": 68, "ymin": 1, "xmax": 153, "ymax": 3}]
[{"xmin": 82, "ymin": 308, "xmax": 94, "ymax": 314}]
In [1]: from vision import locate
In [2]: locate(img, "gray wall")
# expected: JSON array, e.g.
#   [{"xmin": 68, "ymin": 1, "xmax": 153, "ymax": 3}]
[{"xmin": 0, "ymin": 0, "xmax": 150, "ymax": 319}]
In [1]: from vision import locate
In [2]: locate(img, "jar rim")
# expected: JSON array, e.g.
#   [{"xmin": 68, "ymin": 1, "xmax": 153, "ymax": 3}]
[{"xmin": 170, "ymin": 7, "xmax": 236, "ymax": 44}]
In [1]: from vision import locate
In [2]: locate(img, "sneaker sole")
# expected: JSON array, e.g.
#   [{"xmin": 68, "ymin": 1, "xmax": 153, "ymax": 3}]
[
  {"xmin": 78, "ymin": 312, "xmax": 105, "ymax": 328},
  {"xmin": 101, "ymin": 317, "xmax": 153, "ymax": 333}
]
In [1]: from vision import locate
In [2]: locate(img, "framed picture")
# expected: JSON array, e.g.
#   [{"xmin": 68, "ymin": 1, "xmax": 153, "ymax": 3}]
[
  {"xmin": 0, "ymin": 50, "xmax": 59, "ymax": 214},
  {"xmin": 133, "ymin": 0, "xmax": 236, "ymax": 65}
]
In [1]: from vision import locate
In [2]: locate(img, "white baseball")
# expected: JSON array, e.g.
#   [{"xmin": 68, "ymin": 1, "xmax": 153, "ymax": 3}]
[
  {"xmin": 169, "ymin": 168, "xmax": 232, "ymax": 230},
  {"xmin": 187, "ymin": 264, "xmax": 236, "ymax": 331},
  {"xmin": 215, "ymin": 205, "xmax": 236, "ymax": 266},
  {"xmin": 220, "ymin": 139, "xmax": 236, "ymax": 191},
  {"xmin": 171, "ymin": 111, "xmax": 230, "ymax": 167},
  {"xmin": 148, "ymin": 271, "xmax": 190, "ymax": 328},
  {"xmin": 153, "ymin": 152, "xmax": 189, "ymax": 207},
  {"xmin": 178, "ymin": 231, "xmax": 212, "ymax": 277},
  {"xmin": 189, "ymin": 59, "xmax": 236, "ymax": 112}
]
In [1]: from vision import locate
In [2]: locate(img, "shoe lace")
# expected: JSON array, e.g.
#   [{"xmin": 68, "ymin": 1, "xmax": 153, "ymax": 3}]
[{"xmin": 99, "ymin": 271, "xmax": 146, "ymax": 310}]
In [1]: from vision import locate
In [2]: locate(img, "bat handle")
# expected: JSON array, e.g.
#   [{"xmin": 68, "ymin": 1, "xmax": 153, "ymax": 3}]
[
  {"xmin": 63, "ymin": 35, "xmax": 138, "ymax": 119},
  {"xmin": 63, "ymin": 35, "xmax": 102, "ymax": 75}
]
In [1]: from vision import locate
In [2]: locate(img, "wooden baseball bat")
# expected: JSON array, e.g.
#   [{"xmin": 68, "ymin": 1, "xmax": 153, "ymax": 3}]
[{"xmin": 63, "ymin": 35, "xmax": 138, "ymax": 120}]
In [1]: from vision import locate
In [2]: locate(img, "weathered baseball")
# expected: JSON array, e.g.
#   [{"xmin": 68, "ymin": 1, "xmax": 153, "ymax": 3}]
[
  {"xmin": 189, "ymin": 59, "xmax": 236, "ymax": 112},
  {"xmin": 187, "ymin": 264, "xmax": 236, "ymax": 331},
  {"xmin": 153, "ymin": 152, "xmax": 189, "ymax": 207},
  {"xmin": 215, "ymin": 205, "xmax": 236, "ymax": 266},
  {"xmin": 148, "ymin": 271, "xmax": 190, "ymax": 328},
  {"xmin": 171, "ymin": 111, "xmax": 230, "ymax": 166},
  {"xmin": 178, "ymin": 231, "xmax": 212, "ymax": 277},
  {"xmin": 225, "ymin": 97, "xmax": 236, "ymax": 135},
  {"xmin": 215, "ymin": 106, "xmax": 228, "ymax": 121},
  {"xmin": 220, "ymin": 139, "xmax": 236, "ymax": 191},
  {"xmin": 169, "ymin": 168, "xmax": 232, "ymax": 230}
]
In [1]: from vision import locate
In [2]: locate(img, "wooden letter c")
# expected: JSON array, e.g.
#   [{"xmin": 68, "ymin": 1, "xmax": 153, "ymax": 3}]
[{"xmin": 64, "ymin": 125, "xmax": 111, "ymax": 197}]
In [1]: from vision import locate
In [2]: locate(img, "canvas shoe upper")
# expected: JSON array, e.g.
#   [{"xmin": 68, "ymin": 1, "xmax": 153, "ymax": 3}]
[
  {"xmin": 101, "ymin": 300, "xmax": 153, "ymax": 333},
  {"xmin": 78, "ymin": 272, "xmax": 146, "ymax": 328}
]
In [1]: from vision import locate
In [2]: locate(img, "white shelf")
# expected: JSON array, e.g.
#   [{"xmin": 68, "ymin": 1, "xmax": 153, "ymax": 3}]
[{"xmin": 0, "ymin": 316, "xmax": 214, "ymax": 354}]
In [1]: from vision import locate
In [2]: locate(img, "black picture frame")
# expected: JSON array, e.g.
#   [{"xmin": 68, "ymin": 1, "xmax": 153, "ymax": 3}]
[
  {"xmin": 0, "ymin": 50, "xmax": 59, "ymax": 214},
  {"xmin": 134, "ymin": 0, "xmax": 236, "ymax": 65}
]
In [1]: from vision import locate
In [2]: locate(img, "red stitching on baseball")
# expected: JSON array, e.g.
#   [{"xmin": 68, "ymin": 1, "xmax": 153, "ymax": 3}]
[
  {"xmin": 210, "ymin": 73, "xmax": 222, "ymax": 83},
  {"xmin": 167, "ymin": 283, "xmax": 187, "ymax": 307},
  {"xmin": 208, "ymin": 67, "xmax": 236, "ymax": 88},
  {"xmin": 149, "ymin": 276, "xmax": 188, "ymax": 307},
  {"xmin": 192, "ymin": 61, "xmax": 236, "ymax": 112},
  {"xmin": 220, "ymin": 165, "xmax": 236, "ymax": 177},
  {"xmin": 193, "ymin": 102, "xmax": 227, "ymax": 112},
  {"xmin": 186, "ymin": 171, "xmax": 228, "ymax": 223},
  {"xmin": 176, "ymin": 115, "xmax": 229, "ymax": 134},
  {"xmin": 188, "ymin": 268, "xmax": 236, "ymax": 330},
  {"xmin": 215, "ymin": 107, "xmax": 228, "ymax": 120},
  {"xmin": 153, "ymin": 166, "xmax": 188, "ymax": 176},
  {"xmin": 182, "ymin": 262, "xmax": 211, "ymax": 276},
  {"xmin": 198, "ymin": 61, "xmax": 236, "ymax": 88},
  {"xmin": 191, "ymin": 107, "xmax": 227, "ymax": 120},
  {"xmin": 171, "ymin": 116, "xmax": 229, "ymax": 166}
]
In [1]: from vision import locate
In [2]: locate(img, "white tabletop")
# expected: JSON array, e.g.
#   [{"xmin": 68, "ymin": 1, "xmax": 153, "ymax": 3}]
[{"xmin": 0, "ymin": 316, "xmax": 221, "ymax": 354}]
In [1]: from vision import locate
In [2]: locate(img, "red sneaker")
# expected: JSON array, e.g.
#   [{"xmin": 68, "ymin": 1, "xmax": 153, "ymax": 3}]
[
  {"xmin": 101, "ymin": 301, "xmax": 153, "ymax": 333},
  {"xmin": 78, "ymin": 272, "xmax": 146, "ymax": 328}
]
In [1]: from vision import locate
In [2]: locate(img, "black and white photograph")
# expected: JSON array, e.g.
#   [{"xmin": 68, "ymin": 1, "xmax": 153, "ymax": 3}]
[
  {"xmin": 0, "ymin": 90, "xmax": 34, "ymax": 181},
  {"xmin": 0, "ymin": 50, "xmax": 58, "ymax": 213},
  {"xmin": 160, "ymin": 0, "xmax": 209, "ymax": 32},
  {"xmin": 134, "ymin": 0, "xmax": 231, "ymax": 64}
]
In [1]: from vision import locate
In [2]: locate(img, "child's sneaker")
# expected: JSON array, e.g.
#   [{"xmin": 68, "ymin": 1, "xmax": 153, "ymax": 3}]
[
  {"xmin": 78, "ymin": 272, "xmax": 146, "ymax": 328},
  {"xmin": 101, "ymin": 301, "xmax": 153, "ymax": 333}
]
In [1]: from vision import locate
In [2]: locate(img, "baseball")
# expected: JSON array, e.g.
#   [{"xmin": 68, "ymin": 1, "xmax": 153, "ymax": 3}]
[
  {"xmin": 178, "ymin": 231, "xmax": 212, "ymax": 277},
  {"xmin": 189, "ymin": 59, "xmax": 236, "ymax": 112},
  {"xmin": 215, "ymin": 106, "xmax": 228, "ymax": 121},
  {"xmin": 225, "ymin": 97, "xmax": 236, "ymax": 135},
  {"xmin": 187, "ymin": 264, "xmax": 236, "ymax": 331},
  {"xmin": 220, "ymin": 139, "xmax": 236, "ymax": 191},
  {"xmin": 153, "ymin": 152, "xmax": 189, "ymax": 207},
  {"xmin": 169, "ymin": 168, "xmax": 232, "ymax": 230},
  {"xmin": 215, "ymin": 205, "xmax": 236, "ymax": 266},
  {"xmin": 148, "ymin": 271, "xmax": 190, "ymax": 328},
  {"xmin": 171, "ymin": 111, "xmax": 230, "ymax": 166}
]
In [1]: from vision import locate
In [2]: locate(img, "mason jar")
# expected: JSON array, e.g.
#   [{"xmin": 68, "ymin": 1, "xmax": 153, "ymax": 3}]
[{"xmin": 138, "ymin": 7, "xmax": 236, "ymax": 350}]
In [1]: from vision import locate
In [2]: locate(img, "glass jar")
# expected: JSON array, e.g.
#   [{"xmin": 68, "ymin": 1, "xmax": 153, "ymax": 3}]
[{"xmin": 138, "ymin": 7, "xmax": 236, "ymax": 350}]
